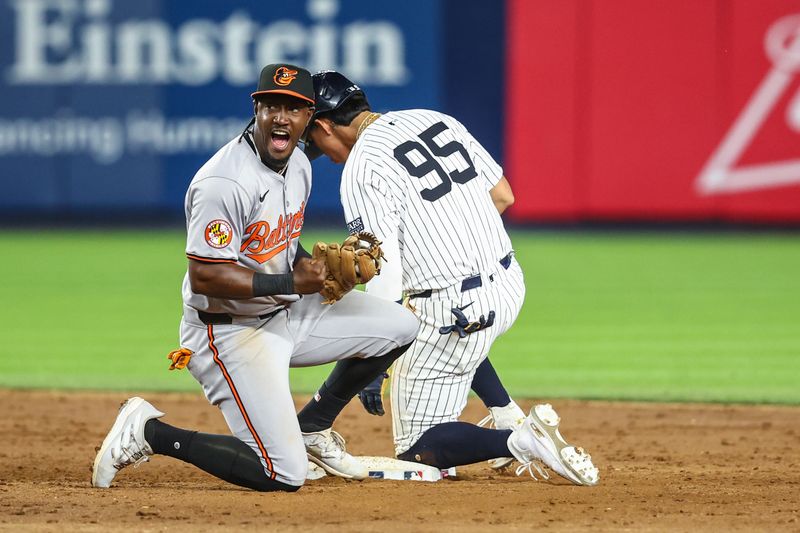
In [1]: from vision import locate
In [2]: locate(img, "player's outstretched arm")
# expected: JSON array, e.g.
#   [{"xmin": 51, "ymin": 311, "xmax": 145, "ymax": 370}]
[
  {"xmin": 490, "ymin": 176, "xmax": 515, "ymax": 214},
  {"xmin": 188, "ymin": 258, "xmax": 326, "ymax": 298}
]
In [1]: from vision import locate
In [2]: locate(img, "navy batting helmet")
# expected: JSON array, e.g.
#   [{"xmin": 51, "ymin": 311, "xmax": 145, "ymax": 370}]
[
  {"xmin": 311, "ymin": 71, "xmax": 363, "ymax": 118},
  {"xmin": 301, "ymin": 71, "xmax": 364, "ymax": 160}
]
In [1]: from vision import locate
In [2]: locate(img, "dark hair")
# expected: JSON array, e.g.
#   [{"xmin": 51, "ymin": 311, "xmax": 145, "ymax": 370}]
[{"xmin": 316, "ymin": 93, "xmax": 371, "ymax": 127}]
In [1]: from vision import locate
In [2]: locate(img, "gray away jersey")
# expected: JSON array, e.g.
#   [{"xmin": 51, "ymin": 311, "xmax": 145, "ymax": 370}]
[
  {"xmin": 182, "ymin": 134, "xmax": 311, "ymax": 316},
  {"xmin": 340, "ymin": 109, "xmax": 513, "ymax": 296}
]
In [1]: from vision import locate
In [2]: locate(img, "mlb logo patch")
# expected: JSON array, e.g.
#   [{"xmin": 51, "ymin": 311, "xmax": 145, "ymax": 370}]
[{"xmin": 346, "ymin": 216, "xmax": 365, "ymax": 234}]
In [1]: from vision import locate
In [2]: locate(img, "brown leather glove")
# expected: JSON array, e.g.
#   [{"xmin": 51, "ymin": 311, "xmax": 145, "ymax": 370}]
[{"xmin": 312, "ymin": 232, "xmax": 384, "ymax": 304}]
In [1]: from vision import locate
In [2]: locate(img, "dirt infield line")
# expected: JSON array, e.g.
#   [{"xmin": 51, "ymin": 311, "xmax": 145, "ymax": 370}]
[{"xmin": 1, "ymin": 390, "xmax": 798, "ymax": 532}]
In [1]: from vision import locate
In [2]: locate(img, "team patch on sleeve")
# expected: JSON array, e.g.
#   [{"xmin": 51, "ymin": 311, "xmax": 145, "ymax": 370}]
[
  {"xmin": 346, "ymin": 216, "xmax": 365, "ymax": 234},
  {"xmin": 204, "ymin": 219, "xmax": 233, "ymax": 249}
]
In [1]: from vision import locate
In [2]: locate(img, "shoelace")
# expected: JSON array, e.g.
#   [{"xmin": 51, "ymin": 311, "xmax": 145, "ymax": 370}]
[
  {"xmin": 111, "ymin": 423, "xmax": 149, "ymax": 469},
  {"xmin": 132, "ymin": 455, "xmax": 151, "ymax": 468},
  {"xmin": 515, "ymin": 461, "xmax": 550, "ymax": 481},
  {"xmin": 476, "ymin": 414, "xmax": 494, "ymax": 429},
  {"xmin": 313, "ymin": 430, "xmax": 347, "ymax": 458}
]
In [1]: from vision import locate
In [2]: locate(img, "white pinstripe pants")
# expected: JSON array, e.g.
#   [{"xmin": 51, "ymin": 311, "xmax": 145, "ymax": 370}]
[{"xmin": 391, "ymin": 257, "xmax": 525, "ymax": 455}]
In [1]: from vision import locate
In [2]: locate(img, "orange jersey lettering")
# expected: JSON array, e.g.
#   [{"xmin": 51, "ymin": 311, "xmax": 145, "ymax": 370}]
[{"xmin": 241, "ymin": 203, "xmax": 305, "ymax": 264}]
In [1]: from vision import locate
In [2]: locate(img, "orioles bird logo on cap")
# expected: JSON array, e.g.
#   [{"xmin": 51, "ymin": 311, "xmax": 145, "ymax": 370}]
[{"xmin": 274, "ymin": 66, "xmax": 298, "ymax": 87}]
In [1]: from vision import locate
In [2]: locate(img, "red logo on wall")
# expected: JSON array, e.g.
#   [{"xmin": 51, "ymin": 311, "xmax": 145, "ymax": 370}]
[{"xmin": 697, "ymin": 14, "xmax": 800, "ymax": 195}]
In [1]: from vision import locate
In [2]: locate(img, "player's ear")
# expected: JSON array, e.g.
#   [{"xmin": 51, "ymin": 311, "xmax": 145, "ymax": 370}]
[{"xmin": 316, "ymin": 118, "xmax": 335, "ymax": 135}]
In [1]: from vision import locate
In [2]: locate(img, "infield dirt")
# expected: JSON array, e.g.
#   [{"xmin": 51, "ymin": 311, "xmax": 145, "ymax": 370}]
[{"xmin": 1, "ymin": 390, "xmax": 798, "ymax": 532}]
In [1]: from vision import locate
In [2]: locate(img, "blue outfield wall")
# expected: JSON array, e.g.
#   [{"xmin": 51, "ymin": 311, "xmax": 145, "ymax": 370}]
[{"xmin": 0, "ymin": 0, "xmax": 504, "ymax": 226}]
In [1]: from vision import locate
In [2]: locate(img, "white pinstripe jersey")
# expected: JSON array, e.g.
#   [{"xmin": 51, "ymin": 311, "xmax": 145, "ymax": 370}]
[{"xmin": 340, "ymin": 109, "xmax": 513, "ymax": 294}]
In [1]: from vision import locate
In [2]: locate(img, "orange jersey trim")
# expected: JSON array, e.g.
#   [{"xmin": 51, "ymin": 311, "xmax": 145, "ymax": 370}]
[
  {"xmin": 187, "ymin": 254, "xmax": 237, "ymax": 264},
  {"xmin": 207, "ymin": 325, "xmax": 276, "ymax": 479}
]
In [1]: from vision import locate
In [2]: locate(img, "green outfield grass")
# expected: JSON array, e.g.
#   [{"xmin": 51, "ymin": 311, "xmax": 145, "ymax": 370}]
[{"xmin": 1, "ymin": 229, "xmax": 798, "ymax": 404}]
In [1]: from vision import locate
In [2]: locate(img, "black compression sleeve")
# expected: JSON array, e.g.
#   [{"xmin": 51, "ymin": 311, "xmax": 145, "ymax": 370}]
[
  {"xmin": 252, "ymin": 272, "xmax": 294, "ymax": 296},
  {"xmin": 293, "ymin": 242, "xmax": 311, "ymax": 265}
]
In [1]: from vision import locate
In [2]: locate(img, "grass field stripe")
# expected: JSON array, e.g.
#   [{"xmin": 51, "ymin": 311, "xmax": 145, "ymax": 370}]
[
  {"xmin": 206, "ymin": 325, "xmax": 276, "ymax": 479},
  {"xmin": 4, "ymin": 230, "xmax": 798, "ymax": 403}
]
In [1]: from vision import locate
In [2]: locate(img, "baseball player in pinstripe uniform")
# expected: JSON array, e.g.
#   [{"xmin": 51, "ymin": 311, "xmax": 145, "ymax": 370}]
[
  {"xmin": 91, "ymin": 64, "xmax": 420, "ymax": 492},
  {"xmin": 303, "ymin": 71, "xmax": 599, "ymax": 485}
]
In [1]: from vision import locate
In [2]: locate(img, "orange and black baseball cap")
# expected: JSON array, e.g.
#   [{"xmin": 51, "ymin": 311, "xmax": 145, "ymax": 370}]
[{"xmin": 251, "ymin": 64, "xmax": 315, "ymax": 105}]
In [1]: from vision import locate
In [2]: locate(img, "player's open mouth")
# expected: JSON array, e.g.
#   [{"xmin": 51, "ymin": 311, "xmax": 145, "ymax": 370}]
[{"xmin": 271, "ymin": 130, "xmax": 290, "ymax": 151}]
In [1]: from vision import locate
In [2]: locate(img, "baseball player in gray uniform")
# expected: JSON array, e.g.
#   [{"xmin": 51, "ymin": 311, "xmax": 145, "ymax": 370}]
[
  {"xmin": 303, "ymin": 71, "xmax": 599, "ymax": 485},
  {"xmin": 92, "ymin": 64, "xmax": 420, "ymax": 492}
]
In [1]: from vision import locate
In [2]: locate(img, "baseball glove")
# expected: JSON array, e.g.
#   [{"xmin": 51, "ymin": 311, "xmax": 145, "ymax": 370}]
[{"xmin": 312, "ymin": 232, "xmax": 384, "ymax": 304}]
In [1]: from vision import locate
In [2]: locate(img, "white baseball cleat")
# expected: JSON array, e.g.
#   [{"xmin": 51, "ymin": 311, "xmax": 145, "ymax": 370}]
[
  {"xmin": 477, "ymin": 401, "xmax": 527, "ymax": 469},
  {"xmin": 91, "ymin": 397, "xmax": 164, "ymax": 488},
  {"xmin": 507, "ymin": 403, "xmax": 599, "ymax": 486},
  {"xmin": 303, "ymin": 428, "xmax": 368, "ymax": 480},
  {"xmin": 306, "ymin": 460, "xmax": 328, "ymax": 480}
]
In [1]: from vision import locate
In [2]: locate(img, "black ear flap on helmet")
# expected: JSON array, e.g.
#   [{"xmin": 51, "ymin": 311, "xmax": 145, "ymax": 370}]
[
  {"xmin": 299, "ymin": 120, "xmax": 323, "ymax": 161},
  {"xmin": 301, "ymin": 138, "xmax": 324, "ymax": 161}
]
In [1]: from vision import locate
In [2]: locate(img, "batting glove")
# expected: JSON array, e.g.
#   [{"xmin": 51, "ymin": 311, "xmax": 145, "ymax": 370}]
[{"xmin": 358, "ymin": 372, "xmax": 388, "ymax": 416}]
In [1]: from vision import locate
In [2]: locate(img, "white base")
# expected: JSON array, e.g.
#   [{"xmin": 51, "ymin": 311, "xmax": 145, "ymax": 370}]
[
  {"xmin": 360, "ymin": 456, "xmax": 453, "ymax": 482},
  {"xmin": 305, "ymin": 456, "xmax": 457, "ymax": 482}
]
